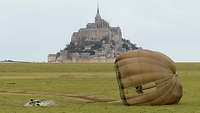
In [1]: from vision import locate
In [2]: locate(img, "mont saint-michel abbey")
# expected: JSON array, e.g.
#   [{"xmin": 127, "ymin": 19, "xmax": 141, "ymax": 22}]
[{"xmin": 48, "ymin": 7, "xmax": 138, "ymax": 63}]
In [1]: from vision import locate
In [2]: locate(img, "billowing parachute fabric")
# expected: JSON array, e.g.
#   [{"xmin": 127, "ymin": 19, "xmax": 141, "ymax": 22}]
[{"xmin": 115, "ymin": 49, "xmax": 183, "ymax": 105}]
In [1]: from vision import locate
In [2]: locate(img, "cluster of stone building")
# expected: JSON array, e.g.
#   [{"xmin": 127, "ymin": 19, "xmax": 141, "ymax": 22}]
[{"xmin": 48, "ymin": 7, "xmax": 138, "ymax": 63}]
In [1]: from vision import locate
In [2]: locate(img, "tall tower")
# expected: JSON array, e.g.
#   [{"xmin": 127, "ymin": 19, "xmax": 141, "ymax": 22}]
[{"xmin": 95, "ymin": 3, "xmax": 101, "ymax": 22}]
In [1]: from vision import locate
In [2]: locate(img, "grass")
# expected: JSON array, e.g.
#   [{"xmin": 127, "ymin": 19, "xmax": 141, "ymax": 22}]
[{"xmin": 0, "ymin": 63, "xmax": 199, "ymax": 113}]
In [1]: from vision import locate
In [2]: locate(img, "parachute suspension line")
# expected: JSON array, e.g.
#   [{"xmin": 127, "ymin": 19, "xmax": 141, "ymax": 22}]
[{"xmin": 114, "ymin": 63, "xmax": 129, "ymax": 105}]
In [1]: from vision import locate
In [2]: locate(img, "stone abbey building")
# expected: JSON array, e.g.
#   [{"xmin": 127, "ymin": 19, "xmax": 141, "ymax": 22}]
[{"xmin": 48, "ymin": 7, "xmax": 137, "ymax": 63}]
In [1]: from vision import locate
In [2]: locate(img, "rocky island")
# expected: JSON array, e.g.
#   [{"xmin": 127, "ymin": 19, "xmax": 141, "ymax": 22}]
[{"xmin": 48, "ymin": 7, "xmax": 138, "ymax": 63}]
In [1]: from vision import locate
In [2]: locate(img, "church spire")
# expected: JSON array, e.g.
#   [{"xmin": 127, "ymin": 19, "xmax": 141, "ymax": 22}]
[
  {"xmin": 97, "ymin": 1, "xmax": 100, "ymax": 14},
  {"xmin": 95, "ymin": 1, "xmax": 101, "ymax": 22}
]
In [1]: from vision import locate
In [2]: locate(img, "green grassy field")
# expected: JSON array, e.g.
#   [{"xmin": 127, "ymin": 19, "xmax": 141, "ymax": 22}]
[{"xmin": 0, "ymin": 63, "xmax": 199, "ymax": 113}]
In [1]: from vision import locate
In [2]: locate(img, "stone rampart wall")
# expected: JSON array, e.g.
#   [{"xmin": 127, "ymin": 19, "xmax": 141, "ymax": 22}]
[{"xmin": 48, "ymin": 57, "xmax": 115, "ymax": 64}]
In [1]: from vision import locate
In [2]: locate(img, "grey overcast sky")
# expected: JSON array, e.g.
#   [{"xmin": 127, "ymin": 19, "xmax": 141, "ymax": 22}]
[{"xmin": 0, "ymin": 0, "xmax": 199, "ymax": 62}]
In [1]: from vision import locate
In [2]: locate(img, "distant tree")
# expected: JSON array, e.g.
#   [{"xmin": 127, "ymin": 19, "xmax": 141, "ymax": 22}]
[
  {"xmin": 85, "ymin": 50, "xmax": 95, "ymax": 55},
  {"xmin": 91, "ymin": 41, "xmax": 102, "ymax": 50},
  {"xmin": 122, "ymin": 43, "xmax": 129, "ymax": 50},
  {"xmin": 67, "ymin": 42, "xmax": 75, "ymax": 50},
  {"xmin": 131, "ymin": 44, "xmax": 138, "ymax": 49},
  {"xmin": 56, "ymin": 52, "xmax": 61, "ymax": 58}
]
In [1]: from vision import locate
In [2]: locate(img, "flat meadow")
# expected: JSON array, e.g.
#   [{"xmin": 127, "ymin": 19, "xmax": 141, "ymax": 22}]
[{"xmin": 0, "ymin": 63, "xmax": 199, "ymax": 113}]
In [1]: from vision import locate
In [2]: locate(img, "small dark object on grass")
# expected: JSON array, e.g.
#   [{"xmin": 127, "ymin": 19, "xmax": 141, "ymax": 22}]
[{"xmin": 24, "ymin": 99, "xmax": 55, "ymax": 107}]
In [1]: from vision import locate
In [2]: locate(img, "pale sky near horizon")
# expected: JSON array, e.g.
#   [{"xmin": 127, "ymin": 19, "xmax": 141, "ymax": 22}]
[{"xmin": 0, "ymin": 0, "xmax": 199, "ymax": 62}]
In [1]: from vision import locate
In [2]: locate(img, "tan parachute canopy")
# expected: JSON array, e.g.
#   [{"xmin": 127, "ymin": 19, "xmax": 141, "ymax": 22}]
[{"xmin": 115, "ymin": 49, "xmax": 183, "ymax": 105}]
